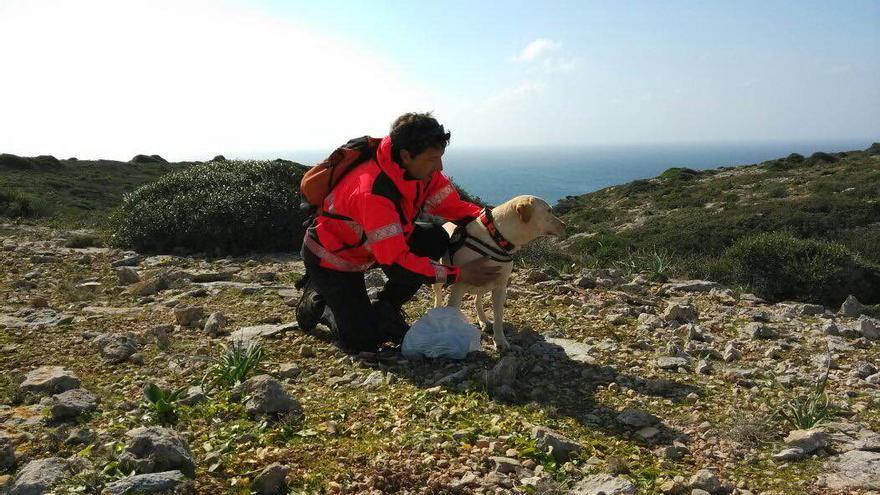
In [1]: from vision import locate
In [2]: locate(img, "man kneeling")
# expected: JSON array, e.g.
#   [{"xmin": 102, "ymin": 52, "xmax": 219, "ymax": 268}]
[{"xmin": 296, "ymin": 112, "xmax": 499, "ymax": 352}]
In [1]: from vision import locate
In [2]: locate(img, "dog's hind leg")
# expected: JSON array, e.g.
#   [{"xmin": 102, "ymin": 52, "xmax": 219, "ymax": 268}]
[{"xmin": 490, "ymin": 286, "xmax": 510, "ymax": 353}]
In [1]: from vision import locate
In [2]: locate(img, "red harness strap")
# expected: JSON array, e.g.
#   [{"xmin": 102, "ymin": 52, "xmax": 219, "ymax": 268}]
[{"xmin": 478, "ymin": 208, "xmax": 515, "ymax": 252}]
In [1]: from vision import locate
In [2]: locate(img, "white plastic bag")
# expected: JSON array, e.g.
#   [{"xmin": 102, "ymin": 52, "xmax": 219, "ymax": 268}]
[{"xmin": 402, "ymin": 307, "xmax": 482, "ymax": 360}]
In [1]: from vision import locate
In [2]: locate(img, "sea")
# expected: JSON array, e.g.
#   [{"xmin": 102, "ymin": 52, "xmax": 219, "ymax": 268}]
[{"xmin": 267, "ymin": 139, "xmax": 875, "ymax": 207}]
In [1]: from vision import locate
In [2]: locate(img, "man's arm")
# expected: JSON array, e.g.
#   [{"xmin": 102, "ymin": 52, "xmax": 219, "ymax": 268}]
[
  {"xmin": 353, "ymin": 192, "xmax": 460, "ymax": 285},
  {"xmin": 422, "ymin": 174, "xmax": 483, "ymax": 224}
]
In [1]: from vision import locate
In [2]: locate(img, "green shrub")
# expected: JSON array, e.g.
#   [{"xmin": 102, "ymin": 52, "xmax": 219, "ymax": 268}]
[
  {"xmin": 0, "ymin": 188, "xmax": 52, "ymax": 218},
  {"xmin": 786, "ymin": 153, "xmax": 805, "ymax": 163},
  {"xmin": 143, "ymin": 382, "xmax": 187, "ymax": 424},
  {"xmin": 659, "ymin": 167, "xmax": 700, "ymax": 181},
  {"xmin": 514, "ymin": 236, "xmax": 584, "ymax": 273},
  {"xmin": 108, "ymin": 160, "xmax": 307, "ymax": 254},
  {"xmin": 201, "ymin": 340, "xmax": 264, "ymax": 393},
  {"xmin": 720, "ymin": 232, "xmax": 880, "ymax": 305},
  {"xmin": 0, "ymin": 153, "xmax": 33, "ymax": 169}
]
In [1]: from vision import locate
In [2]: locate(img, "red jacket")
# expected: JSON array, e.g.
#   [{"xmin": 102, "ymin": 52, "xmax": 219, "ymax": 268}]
[{"xmin": 303, "ymin": 135, "xmax": 482, "ymax": 284}]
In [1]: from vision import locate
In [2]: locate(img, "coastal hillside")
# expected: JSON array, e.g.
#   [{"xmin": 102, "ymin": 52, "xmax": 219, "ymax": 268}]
[{"xmin": 549, "ymin": 144, "xmax": 880, "ymax": 305}]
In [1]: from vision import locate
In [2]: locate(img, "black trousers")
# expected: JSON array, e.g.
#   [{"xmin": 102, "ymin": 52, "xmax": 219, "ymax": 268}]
[{"xmin": 302, "ymin": 221, "xmax": 449, "ymax": 352}]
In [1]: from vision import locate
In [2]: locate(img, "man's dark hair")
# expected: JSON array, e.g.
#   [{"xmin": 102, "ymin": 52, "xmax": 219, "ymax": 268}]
[{"xmin": 389, "ymin": 112, "xmax": 451, "ymax": 163}]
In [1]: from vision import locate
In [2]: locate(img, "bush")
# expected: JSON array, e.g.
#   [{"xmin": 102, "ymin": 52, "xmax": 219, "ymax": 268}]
[
  {"xmin": 0, "ymin": 188, "xmax": 52, "ymax": 218},
  {"xmin": 108, "ymin": 160, "xmax": 307, "ymax": 254},
  {"xmin": 130, "ymin": 154, "xmax": 168, "ymax": 164},
  {"xmin": 659, "ymin": 167, "xmax": 700, "ymax": 181},
  {"xmin": 0, "ymin": 153, "xmax": 33, "ymax": 170},
  {"xmin": 720, "ymin": 232, "xmax": 880, "ymax": 305},
  {"xmin": 808, "ymin": 151, "xmax": 838, "ymax": 164},
  {"xmin": 786, "ymin": 153, "xmax": 805, "ymax": 163}
]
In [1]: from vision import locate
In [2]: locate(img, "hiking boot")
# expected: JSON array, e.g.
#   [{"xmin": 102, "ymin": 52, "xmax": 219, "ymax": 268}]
[
  {"xmin": 295, "ymin": 275, "xmax": 325, "ymax": 332},
  {"xmin": 371, "ymin": 299, "xmax": 410, "ymax": 345}
]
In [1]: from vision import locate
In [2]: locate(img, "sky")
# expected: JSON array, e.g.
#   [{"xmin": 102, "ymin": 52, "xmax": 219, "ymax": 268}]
[{"xmin": 0, "ymin": 0, "xmax": 878, "ymax": 161}]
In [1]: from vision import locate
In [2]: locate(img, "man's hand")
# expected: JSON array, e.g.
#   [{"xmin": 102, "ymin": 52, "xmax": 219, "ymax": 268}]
[{"xmin": 457, "ymin": 257, "xmax": 502, "ymax": 286}]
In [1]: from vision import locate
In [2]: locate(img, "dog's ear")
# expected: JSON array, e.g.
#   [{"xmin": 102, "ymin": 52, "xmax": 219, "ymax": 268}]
[{"xmin": 515, "ymin": 198, "xmax": 534, "ymax": 223}]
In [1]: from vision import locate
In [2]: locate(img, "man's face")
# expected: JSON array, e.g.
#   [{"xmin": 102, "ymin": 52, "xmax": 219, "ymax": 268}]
[{"xmin": 400, "ymin": 146, "xmax": 444, "ymax": 181}]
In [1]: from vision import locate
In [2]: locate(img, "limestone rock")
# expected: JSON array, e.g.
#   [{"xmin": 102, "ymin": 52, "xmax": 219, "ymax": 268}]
[
  {"xmin": 19, "ymin": 366, "xmax": 80, "ymax": 395},
  {"xmin": 105, "ymin": 470, "xmax": 191, "ymax": 495},
  {"xmin": 45, "ymin": 388, "xmax": 99, "ymax": 421},
  {"xmin": 119, "ymin": 426, "xmax": 196, "ymax": 477},
  {"xmin": 9, "ymin": 457, "xmax": 69, "ymax": 495},
  {"xmin": 569, "ymin": 474, "xmax": 637, "ymax": 495},
  {"xmin": 532, "ymin": 426, "xmax": 583, "ymax": 462},
  {"xmin": 252, "ymin": 463, "xmax": 289, "ymax": 495}
]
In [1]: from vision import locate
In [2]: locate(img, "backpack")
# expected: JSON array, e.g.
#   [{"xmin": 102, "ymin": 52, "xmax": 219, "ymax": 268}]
[{"xmin": 299, "ymin": 136, "xmax": 382, "ymax": 210}]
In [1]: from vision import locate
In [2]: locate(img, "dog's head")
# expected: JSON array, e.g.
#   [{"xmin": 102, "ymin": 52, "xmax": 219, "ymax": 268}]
[{"xmin": 508, "ymin": 195, "xmax": 567, "ymax": 242}]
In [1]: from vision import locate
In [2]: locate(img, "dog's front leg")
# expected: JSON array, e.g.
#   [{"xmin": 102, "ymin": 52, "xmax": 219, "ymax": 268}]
[
  {"xmin": 491, "ymin": 286, "xmax": 510, "ymax": 352},
  {"xmin": 474, "ymin": 292, "xmax": 491, "ymax": 331},
  {"xmin": 446, "ymin": 283, "xmax": 467, "ymax": 309}
]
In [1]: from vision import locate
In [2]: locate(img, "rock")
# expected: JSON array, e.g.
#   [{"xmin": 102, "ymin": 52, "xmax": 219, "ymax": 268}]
[
  {"xmin": 489, "ymin": 456, "xmax": 521, "ymax": 474},
  {"xmin": 798, "ymin": 303, "xmax": 825, "ymax": 316},
  {"xmin": 45, "ymin": 388, "xmax": 99, "ymax": 421},
  {"xmin": 773, "ymin": 447, "xmax": 805, "ymax": 461},
  {"xmin": 657, "ymin": 356, "xmax": 690, "ymax": 370},
  {"xmin": 839, "ymin": 295, "xmax": 866, "ymax": 317},
  {"xmin": 174, "ymin": 306, "xmax": 204, "ymax": 328},
  {"xmin": 532, "ymin": 426, "xmax": 583, "ymax": 462},
  {"xmin": 65, "ymin": 428, "xmax": 96, "ymax": 446},
  {"xmin": 361, "ymin": 371, "xmax": 385, "ymax": 389},
  {"xmin": 119, "ymin": 426, "xmax": 196, "ymax": 477},
  {"xmin": 662, "ymin": 302, "xmax": 698, "ymax": 323},
  {"xmin": 19, "ymin": 366, "xmax": 80, "ymax": 395},
  {"xmin": 866, "ymin": 372, "xmax": 880, "ymax": 385},
  {"xmin": 785, "ymin": 428, "xmax": 828, "ymax": 454},
  {"xmin": 116, "ymin": 266, "xmax": 141, "ymax": 285},
  {"xmin": 277, "ymin": 363, "xmax": 301, "ymax": 380},
  {"xmin": 852, "ymin": 362, "xmax": 877, "ymax": 379},
  {"xmin": 721, "ymin": 343, "xmax": 741, "ymax": 362},
  {"xmin": 299, "ymin": 344, "xmax": 316, "ymax": 358},
  {"xmin": 112, "ymin": 254, "xmax": 144, "ymax": 267},
  {"xmin": 8, "ymin": 457, "xmax": 69, "ymax": 495},
  {"xmin": 229, "ymin": 323, "xmax": 296, "ymax": 343},
  {"xmin": 178, "ymin": 386, "xmax": 206, "ymax": 406},
  {"xmin": 691, "ymin": 490, "xmax": 711, "ymax": 495},
  {"xmin": 105, "ymin": 470, "xmax": 191, "ymax": 495},
  {"xmin": 28, "ymin": 296, "xmax": 48, "ymax": 308},
  {"xmin": 203, "ymin": 311, "xmax": 228, "ymax": 336},
  {"xmin": 0, "ymin": 436, "xmax": 14, "ymax": 471},
  {"xmin": 252, "ymin": 463, "xmax": 289, "ymax": 495},
  {"xmin": 661, "ymin": 280, "xmax": 719, "ymax": 293},
  {"xmin": 148, "ymin": 325, "xmax": 172, "ymax": 350},
  {"xmin": 99, "ymin": 333, "xmax": 139, "ymax": 363},
  {"xmin": 741, "ymin": 322, "xmax": 776, "ymax": 339},
  {"xmin": 696, "ymin": 359, "xmax": 712, "ymax": 374},
  {"xmin": 127, "ymin": 275, "xmax": 168, "ymax": 297},
  {"xmin": 857, "ymin": 316, "xmax": 880, "ymax": 340},
  {"xmin": 822, "ymin": 322, "xmax": 840, "ymax": 336},
  {"xmin": 688, "ymin": 469, "xmax": 722, "ymax": 493},
  {"xmin": 821, "ymin": 449, "xmax": 880, "ymax": 490},
  {"xmin": 487, "ymin": 355, "xmax": 518, "ymax": 388},
  {"xmin": 234, "ymin": 375, "xmax": 300, "ymax": 416},
  {"xmin": 616, "ymin": 408, "xmax": 659, "ymax": 428},
  {"xmin": 575, "ymin": 275, "xmax": 596, "ymax": 288},
  {"xmin": 529, "ymin": 338, "xmax": 595, "ymax": 364},
  {"xmin": 569, "ymin": 474, "xmax": 637, "ymax": 495}
]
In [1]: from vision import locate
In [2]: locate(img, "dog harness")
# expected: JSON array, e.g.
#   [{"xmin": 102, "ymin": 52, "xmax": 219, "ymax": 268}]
[{"xmin": 448, "ymin": 208, "xmax": 516, "ymax": 263}]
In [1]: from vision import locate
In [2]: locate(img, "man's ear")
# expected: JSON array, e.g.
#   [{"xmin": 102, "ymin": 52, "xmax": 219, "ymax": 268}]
[
  {"xmin": 515, "ymin": 198, "xmax": 534, "ymax": 223},
  {"xmin": 399, "ymin": 149, "xmax": 412, "ymax": 164}
]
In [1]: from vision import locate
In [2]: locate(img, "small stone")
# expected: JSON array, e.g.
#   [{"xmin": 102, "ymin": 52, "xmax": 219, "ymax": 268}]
[
  {"xmin": 741, "ymin": 322, "xmax": 776, "ymax": 339},
  {"xmin": 300, "ymin": 344, "xmax": 315, "ymax": 358},
  {"xmin": 252, "ymin": 463, "xmax": 289, "ymax": 495},
  {"xmin": 616, "ymin": 408, "xmax": 659, "ymax": 428},
  {"xmin": 487, "ymin": 355, "xmax": 518, "ymax": 388},
  {"xmin": 116, "ymin": 266, "xmax": 141, "ymax": 286},
  {"xmin": 203, "ymin": 311, "xmax": 228, "ymax": 336},
  {"xmin": 822, "ymin": 322, "xmax": 840, "ymax": 336},
  {"xmin": 277, "ymin": 363, "xmax": 301, "ymax": 379},
  {"xmin": 119, "ymin": 427, "xmax": 195, "ymax": 477},
  {"xmin": 8, "ymin": 457, "xmax": 69, "ymax": 495},
  {"xmin": 65, "ymin": 428, "xmax": 96, "ymax": 446},
  {"xmin": 773, "ymin": 447, "xmax": 805, "ymax": 461},
  {"xmin": 19, "ymin": 366, "xmax": 80, "ymax": 395},
  {"xmin": 233, "ymin": 375, "xmax": 301, "ymax": 416},
  {"xmin": 489, "ymin": 456, "xmax": 521, "ymax": 474},
  {"xmin": 688, "ymin": 469, "xmax": 722, "ymax": 493},
  {"xmin": 104, "ymin": 470, "xmax": 189, "ymax": 495},
  {"xmin": 839, "ymin": 295, "xmax": 866, "ymax": 317},
  {"xmin": 531, "ymin": 426, "xmax": 583, "ymax": 462},
  {"xmin": 569, "ymin": 474, "xmax": 637, "ymax": 495},
  {"xmin": 662, "ymin": 302, "xmax": 698, "ymax": 324},
  {"xmin": 174, "ymin": 305, "xmax": 205, "ymax": 328},
  {"xmin": 45, "ymin": 388, "xmax": 99, "ymax": 421},
  {"xmin": 784, "ymin": 428, "xmax": 827, "ymax": 454}
]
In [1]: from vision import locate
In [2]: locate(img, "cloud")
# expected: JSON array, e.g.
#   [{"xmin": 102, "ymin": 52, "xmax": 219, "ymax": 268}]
[
  {"xmin": 484, "ymin": 82, "xmax": 545, "ymax": 107},
  {"xmin": 512, "ymin": 38, "xmax": 561, "ymax": 62},
  {"xmin": 542, "ymin": 56, "xmax": 580, "ymax": 73},
  {"xmin": 0, "ymin": 0, "xmax": 433, "ymax": 160}
]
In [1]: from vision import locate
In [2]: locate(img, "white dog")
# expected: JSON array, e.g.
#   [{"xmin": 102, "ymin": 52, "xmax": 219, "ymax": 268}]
[{"xmin": 432, "ymin": 195, "xmax": 566, "ymax": 352}]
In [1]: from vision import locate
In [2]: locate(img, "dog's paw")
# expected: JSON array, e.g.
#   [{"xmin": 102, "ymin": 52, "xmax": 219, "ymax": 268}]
[
  {"xmin": 479, "ymin": 321, "xmax": 493, "ymax": 333},
  {"xmin": 493, "ymin": 337, "xmax": 511, "ymax": 353}
]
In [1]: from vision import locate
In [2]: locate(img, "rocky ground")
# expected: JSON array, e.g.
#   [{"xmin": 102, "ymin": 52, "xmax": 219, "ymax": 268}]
[{"xmin": 1, "ymin": 222, "xmax": 879, "ymax": 495}]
